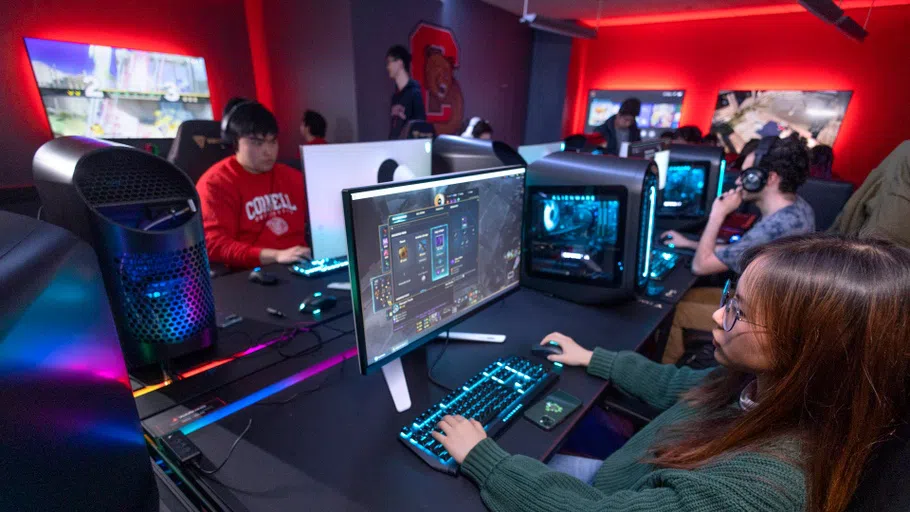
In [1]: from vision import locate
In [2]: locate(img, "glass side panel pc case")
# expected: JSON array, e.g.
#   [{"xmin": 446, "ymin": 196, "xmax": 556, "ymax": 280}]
[
  {"xmin": 342, "ymin": 167, "xmax": 527, "ymax": 375},
  {"xmin": 522, "ymin": 152, "xmax": 658, "ymax": 305}
]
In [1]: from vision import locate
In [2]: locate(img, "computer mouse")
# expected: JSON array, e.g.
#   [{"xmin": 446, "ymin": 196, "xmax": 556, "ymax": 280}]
[
  {"xmin": 531, "ymin": 340, "xmax": 564, "ymax": 358},
  {"xmin": 249, "ymin": 267, "xmax": 278, "ymax": 286},
  {"xmin": 299, "ymin": 292, "xmax": 337, "ymax": 315}
]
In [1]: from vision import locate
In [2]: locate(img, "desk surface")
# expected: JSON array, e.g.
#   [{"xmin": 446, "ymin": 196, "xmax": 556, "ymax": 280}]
[{"xmin": 164, "ymin": 266, "xmax": 676, "ymax": 512}]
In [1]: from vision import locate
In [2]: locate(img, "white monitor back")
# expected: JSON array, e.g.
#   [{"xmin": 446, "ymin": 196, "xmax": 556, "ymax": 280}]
[
  {"xmin": 517, "ymin": 142, "xmax": 563, "ymax": 165},
  {"xmin": 303, "ymin": 139, "xmax": 433, "ymax": 260}
]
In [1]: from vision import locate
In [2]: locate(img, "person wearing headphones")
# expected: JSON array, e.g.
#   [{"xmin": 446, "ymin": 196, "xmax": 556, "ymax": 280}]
[
  {"xmin": 658, "ymin": 136, "xmax": 815, "ymax": 364},
  {"xmin": 432, "ymin": 235, "xmax": 910, "ymax": 512},
  {"xmin": 197, "ymin": 101, "xmax": 311, "ymax": 269}
]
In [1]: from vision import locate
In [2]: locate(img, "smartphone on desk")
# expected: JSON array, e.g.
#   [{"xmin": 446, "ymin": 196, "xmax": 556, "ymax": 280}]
[{"xmin": 524, "ymin": 390, "xmax": 582, "ymax": 431}]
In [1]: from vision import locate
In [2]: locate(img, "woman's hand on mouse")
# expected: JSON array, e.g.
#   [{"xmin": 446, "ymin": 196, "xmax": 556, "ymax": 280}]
[{"xmin": 541, "ymin": 332, "xmax": 593, "ymax": 367}]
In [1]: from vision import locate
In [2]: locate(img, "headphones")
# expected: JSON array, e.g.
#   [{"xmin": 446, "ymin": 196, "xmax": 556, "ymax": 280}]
[
  {"xmin": 220, "ymin": 100, "xmax": 256, "ymax": 143},
  {"xmin": 740, "ymin": 136, "xmax": 779, "ymax": 193}
]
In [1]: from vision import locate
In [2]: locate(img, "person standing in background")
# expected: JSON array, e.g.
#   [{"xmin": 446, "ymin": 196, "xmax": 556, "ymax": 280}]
[
  {"xmin": 386, "ymin": 45, "xmax": 426, "ymax": 139},
  {"xmin": 596, "ymin": 98, "xmax": 641, "ymax": 156},
  {"xmin": 300, "ymin": 110, "xmax": 328, "ymax": 145}
]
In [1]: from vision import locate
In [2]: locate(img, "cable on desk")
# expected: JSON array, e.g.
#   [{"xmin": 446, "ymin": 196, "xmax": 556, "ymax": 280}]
[
  {"xmin": 193, "ymin": 418, "xmax": 253, "ymax": 475},
  {"xmin": 256, "ymin": 356, "xmax": 348, "ymax": 406},
  {"xmin": 427, "ymin": 329, "xmax": 453, "ymax": 392},
  {"xmin": 275, "ymin": 328, "xmax": 324, "ymax": 359}
]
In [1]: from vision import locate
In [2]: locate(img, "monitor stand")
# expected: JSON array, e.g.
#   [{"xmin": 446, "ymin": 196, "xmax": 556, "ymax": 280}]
[{"xmin": 382, "ymin": 331, "xmax": 507, "ymax": 412}]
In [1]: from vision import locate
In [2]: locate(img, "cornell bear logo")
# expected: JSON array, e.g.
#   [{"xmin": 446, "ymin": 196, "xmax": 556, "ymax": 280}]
[{"xmin": 409, "ymin": 22, "xmax": 464, "ymax": 136}]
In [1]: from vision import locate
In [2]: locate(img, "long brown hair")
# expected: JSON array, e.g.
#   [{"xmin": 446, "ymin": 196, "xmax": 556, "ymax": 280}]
[{"xmin": 650, "ymin": 235, "xmax": 910, "ymax": 512}]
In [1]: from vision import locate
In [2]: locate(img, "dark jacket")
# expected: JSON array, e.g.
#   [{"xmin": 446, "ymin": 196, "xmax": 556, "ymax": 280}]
[
  {"xmin": 596, "ymin": 114, "xmax": 641, "ymax": 156},
  {"xmin": 389, "ymin": 79, "xmax": 426, "ymax": 140}
]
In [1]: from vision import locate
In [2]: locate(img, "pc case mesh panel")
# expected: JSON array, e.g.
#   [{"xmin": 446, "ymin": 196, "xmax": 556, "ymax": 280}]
[
  {"xmin": 113, "ymin": 241, "xmax": 215, "ymax": 344},
  {"xmin": 74, "ymin": 151, "xmax": 195, "ymax": 206}
]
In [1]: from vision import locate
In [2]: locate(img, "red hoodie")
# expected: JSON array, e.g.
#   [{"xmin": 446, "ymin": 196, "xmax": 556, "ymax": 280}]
[{"xmin": 197, "ymin": 156, "xmax": 308, "ymax": 268}]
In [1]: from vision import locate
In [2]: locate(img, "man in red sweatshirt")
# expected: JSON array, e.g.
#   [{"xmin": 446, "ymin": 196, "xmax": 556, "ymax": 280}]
[{"xmin": 197, "ymin": 101, "xmax": 311, "ymax": 269}]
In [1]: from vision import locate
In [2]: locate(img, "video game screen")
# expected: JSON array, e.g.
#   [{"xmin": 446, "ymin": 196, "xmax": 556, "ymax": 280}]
[
  {"xmin": 585, "ymin": 90, "xmax": 685, "ymax": 140},
  {"xmin": 347, "ymin": 168, "xmax": 525, "ymax": 368},
  {"xmin": 659, "ymin": 162, "xmax": 709, "ymax": 218},
  {"xmin": 711, "ymin": 90, "xmax": 853, "ymax": 153},
  {"xmin": 24, "ymin": 38, "xmax": 214, "ymax": 139},
  {"xmin": 526, "ymin": 187, "xmax": 625, "ymax": 286}
]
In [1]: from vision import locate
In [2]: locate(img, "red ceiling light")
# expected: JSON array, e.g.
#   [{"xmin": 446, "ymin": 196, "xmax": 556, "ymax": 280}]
[{"xmin": 583, "ymin": 0, "xmax": 910, "ymax": 27}]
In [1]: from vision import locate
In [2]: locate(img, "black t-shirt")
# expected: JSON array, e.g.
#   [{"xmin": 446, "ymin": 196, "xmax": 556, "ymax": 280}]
[{"xmin": 389, "ymin": 79, "xmax": 427, "ymax": 139}]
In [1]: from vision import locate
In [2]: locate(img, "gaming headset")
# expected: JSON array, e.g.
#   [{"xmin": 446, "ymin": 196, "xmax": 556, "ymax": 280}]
[
  {"xmin": 220, "ymin": 100, "xmax": 256, "ymax": 143},
  {"xmin": 740, "ymin": 136, "xmax": 779, "ymax": 193}
]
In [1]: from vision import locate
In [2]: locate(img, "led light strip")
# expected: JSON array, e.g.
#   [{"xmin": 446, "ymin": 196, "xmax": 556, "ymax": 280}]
[{"xmin": 180, "ymin": 348, "xmax": 358, "ymax": 435}]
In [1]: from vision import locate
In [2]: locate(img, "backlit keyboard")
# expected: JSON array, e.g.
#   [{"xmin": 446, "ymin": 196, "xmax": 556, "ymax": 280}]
[
  {"xmin": 288, "ymin": 257, "xmax": 348, "ymax": 277},
  {"xmin": 399, "ymin": 355, "xmax": 558, "ymax": 474}
]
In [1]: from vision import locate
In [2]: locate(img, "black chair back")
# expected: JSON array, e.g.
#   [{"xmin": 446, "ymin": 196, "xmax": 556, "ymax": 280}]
[
  {"xmin": 797, "ymin": 177, "xmax": 854, "ymax": 231},
  {"xmin": 847, "ymin": 422, "xmax": 910, "ymax": 510},
  {"xmin": 166, "ymin": 120, "xmax": 233, "ymax": 183}
]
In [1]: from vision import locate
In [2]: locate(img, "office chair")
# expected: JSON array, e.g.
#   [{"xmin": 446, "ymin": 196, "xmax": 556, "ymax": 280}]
[
  {"xmin": 167, "ymin": 120, "xmax": 233, "ymax": 183},
  {"xmin": 563, "ymin": 134, "xmax": 589, "ymax": 152},
  {"xmin": 846, "ymin": 420, "xmax": 910, "ymax": 510},
  {"xmin": 797, "ymin": 177, "xmax": 855, "ymax": 231}
]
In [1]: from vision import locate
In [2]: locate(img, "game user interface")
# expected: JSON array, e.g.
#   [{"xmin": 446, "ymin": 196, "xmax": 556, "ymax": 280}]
[
  {"xmin": 712, "ymin": 90, "xmax": 853, "ymax": 153},
  {"xmin": 24, "ymin": 38, "xmax": 214, "ymax": 139},
  {"xmin": 659, "ymin": 162, "xmax": 709, "ymax": 218},
  {"xmin": 526, "ymin": 188, "xmax": 625, "ymax": 286},
  {"xmin": 348, "ymin": 169, "xmax": 526, "ymax": 366},
  {"xmin": 585, "ymin": 90, "xmax": 685, "ymax": 140}
]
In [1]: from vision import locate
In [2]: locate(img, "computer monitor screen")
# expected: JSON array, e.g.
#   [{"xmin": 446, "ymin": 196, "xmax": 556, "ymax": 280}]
[
  {"xmin": 304, "ymin": 139, "xmax": 433, "ymax": 260},
  {"xmin": 23, "ymin": 38, "xmax": 213, "ymax": 139},
  {"xmin": 659, "ymin": 161, "xmax": 709, "ymax": 218},
  {"xmin": 585, "ymin": 90, "xmax": 685, "ymax": 140},
  {"xmin": 525, "ymin": 187, "xmax": 625, "ymax": 287},
  {"xmin": 712, "ymin": 90, "xmax": 853, "ymax": 153},
  {"xmin": 518, "ymin": 142, "xmax": 564, "ymax": 165},
  {"xmin": 345, "ymin": 167, "xmax": 526, "ymax": 373}
]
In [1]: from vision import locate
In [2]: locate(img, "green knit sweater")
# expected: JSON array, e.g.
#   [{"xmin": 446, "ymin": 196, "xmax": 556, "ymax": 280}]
[{"xmin": 460, "ymin": 349, "xmax": 806, "ymax": 511}]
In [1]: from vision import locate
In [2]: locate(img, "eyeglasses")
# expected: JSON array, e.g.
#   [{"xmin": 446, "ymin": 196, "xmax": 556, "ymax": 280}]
[{"xmin": 719, "ymin": 279, "xmax": 750, "ymax": 332}]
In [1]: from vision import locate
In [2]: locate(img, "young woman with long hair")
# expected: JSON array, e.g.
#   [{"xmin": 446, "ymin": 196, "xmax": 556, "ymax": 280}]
[{"xmin": 434, "ymin": 235, "xmax": 910, "ymax": 512}]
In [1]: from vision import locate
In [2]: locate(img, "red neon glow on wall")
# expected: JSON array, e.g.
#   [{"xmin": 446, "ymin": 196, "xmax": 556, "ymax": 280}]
[
  {"xmin": 244, "ymin": 0, "xmax": 275, "ymax": 112},
  {"xmin": 565, "ymin": 4, "xmax": 910, "ymax": 185}
]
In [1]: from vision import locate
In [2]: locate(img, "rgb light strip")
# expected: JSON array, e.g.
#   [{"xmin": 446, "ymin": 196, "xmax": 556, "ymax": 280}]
[
  {"xmin": 180, "ymin": 347, "xmax": 358, "ymax": 435},
  {"xmin": 133, "ymin": 332, "xmax": 301, "ymax": 398}
]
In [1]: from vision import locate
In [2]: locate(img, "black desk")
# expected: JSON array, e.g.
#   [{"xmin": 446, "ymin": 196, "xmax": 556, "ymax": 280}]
[{"xmin": 176, "ymin": 288, "xmax": 673, "ymax": 511}]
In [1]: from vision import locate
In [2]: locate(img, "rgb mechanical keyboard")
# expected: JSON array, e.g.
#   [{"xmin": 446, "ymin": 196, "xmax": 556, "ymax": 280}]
[
  {"xmin": 649, "ymin": 249, "xmax": 680, "ymax": 281},
  {"xmin": 288, "ymin": 257, "xmax": 348, "ymax": 277},
  {"xmin": 399, "ymin": 356, "xmax": 558, "ymax": 474}
]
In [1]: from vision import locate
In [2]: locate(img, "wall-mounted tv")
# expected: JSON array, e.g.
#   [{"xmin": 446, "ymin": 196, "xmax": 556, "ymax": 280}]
[
  {"xmin": 24, "ymin": 38, "xmax": 214, "ymax": 139},
  {"xmin": 711, "ymin": 90, "xmax": 853, "ymax": 153},
  {"xmin": 584, "ymin": 89, "xmax": 685, "ymax": 140}
]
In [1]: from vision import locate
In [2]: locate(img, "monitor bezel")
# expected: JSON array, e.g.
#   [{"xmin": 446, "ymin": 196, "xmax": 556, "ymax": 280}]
[
  {"xmin": 657, "ymin": 159, "xmax": 711, "ymax": 220},
  {"xmin": 343, "ymin": 165, "xmax": 527, "ymax": 376},
  {"xmin": 523, "ymin": 185, "xmax": 628, "ymax": 288}
]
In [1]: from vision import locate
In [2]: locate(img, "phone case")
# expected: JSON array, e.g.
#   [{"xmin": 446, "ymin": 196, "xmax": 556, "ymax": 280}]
[{"xmin": 524, "ymin": 390, "xmax": 582, "ymax": 431}]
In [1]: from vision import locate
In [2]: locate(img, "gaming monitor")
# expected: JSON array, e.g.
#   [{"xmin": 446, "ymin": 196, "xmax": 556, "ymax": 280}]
[
  {"xmin": 303, "ymin": 139, "xmax": 433, "ymax": 261},
  {"xmin": 658, "ymin": 161, "xmax": 710, "ymax": 218},
  {"xmin": 518, "ymin": 142, "xmax": 564, "ymax": 165},
  {"xmin": 23, "ymin": 38, "xmax": 213, "ymax": 139},
  {"xmin": 712, "ymin": 90, "xmax": 853, "ymax": 153},
  {"xmin": 523, "ymin": 152, "xmax": 658, "ymax": 304},
  {"xmin": 585, "ymin": 90, "xmax": 685, "ymax": 140},
  {"xmin": 343, "ymin": 167, "xmax": 526, "ymax": 376}
]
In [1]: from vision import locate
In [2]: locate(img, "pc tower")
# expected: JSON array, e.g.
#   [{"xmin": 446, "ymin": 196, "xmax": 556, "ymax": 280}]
[
  {"xmin": 522, "ymin": 152, "xmax": 659, "ymax": 304},
  {"xmin": 657, "ymin": 143, "xmax": 726, "ymax": 231},
  {"xmin": 431, "ymin": 135, "xmax": 524, "ymax": 175},
  {"xmin": 0, "ymin": 211, "xmax": 158, "ymax": 511},
  {"xmin": 33, "ymin": 137, "xmax": 217, "ymax": 368}
]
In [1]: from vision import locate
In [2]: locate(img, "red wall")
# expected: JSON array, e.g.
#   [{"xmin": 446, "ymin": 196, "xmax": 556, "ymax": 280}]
[
  {"xmin": 565, "ymin": 4, "xmax": 910, "ymax": 185},
  {"xmin": 0, "ymin": 0, "xmax": 258, "ymax": 187}
]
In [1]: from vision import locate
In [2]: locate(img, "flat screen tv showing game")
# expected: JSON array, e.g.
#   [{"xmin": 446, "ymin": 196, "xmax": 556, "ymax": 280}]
[
  {"xmin": 585, "ymin": 90, "xmax": 685, "ymax": 140},
  {"xmin": 24, "ymin": 38, "xmax": 214, "ymax": 139},
  {"xmin": 711, "ymin": 90, "xmax": 853, "ymax": 153}
]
